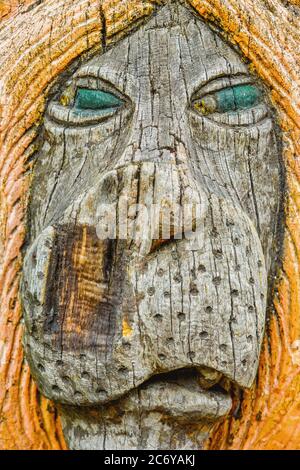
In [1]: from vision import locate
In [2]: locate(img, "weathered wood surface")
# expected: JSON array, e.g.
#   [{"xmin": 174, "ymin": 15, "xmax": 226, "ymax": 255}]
[
  {"xmin": 0, "ymin": 0, "xmax": 299, "ymax": 450},
  {"xmin": 0, "ymin": 1, "xmax": 35, "ymax": 21},
  {"xmin": 21, "ymin": 3, "xmax": 282, "ymax": 449}
]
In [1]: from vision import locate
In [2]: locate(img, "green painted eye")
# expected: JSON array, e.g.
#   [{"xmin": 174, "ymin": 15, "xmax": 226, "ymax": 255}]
[
  {"xmin": 216, "ymin": 84, "xmax": 261, "ymax": 112},
  {"xmin": 74, "ymin": 88, "xmax": 123, "ymax": 111},
  {"xmin": 194, "ymin": 84, "xmax": 262, "ymax": 115}
]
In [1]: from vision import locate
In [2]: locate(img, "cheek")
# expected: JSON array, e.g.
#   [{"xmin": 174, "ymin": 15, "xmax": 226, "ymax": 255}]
[
  {"xmin": 189, "ymin": 114, "xmax": 280, "ymax": 266},
  {"xmin": 131, "ymin": 197, "xmax": 267, "ymax": 388},
  {"xmin": 31, "ymin": 114, "xmax": 131, "ymax": 234},
  {"xmin": 22, "ymin": 224, "xmax": 127, "ymax": 353}
]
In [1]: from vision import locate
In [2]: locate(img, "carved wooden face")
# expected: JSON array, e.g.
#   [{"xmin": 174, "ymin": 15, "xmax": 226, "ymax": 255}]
[{"xmin": 21, "ymin": 2, "xmax": 282, "ymax": 448}]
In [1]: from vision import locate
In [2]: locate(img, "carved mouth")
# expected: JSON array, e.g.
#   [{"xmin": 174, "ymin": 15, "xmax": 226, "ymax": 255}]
[
  {"xmin": 127, "ymin": 367, "xmax": 233, "ymax": 422},
  {"xmin": 142, "ymin": 366, "xmax": 223, "ymax": 389}
]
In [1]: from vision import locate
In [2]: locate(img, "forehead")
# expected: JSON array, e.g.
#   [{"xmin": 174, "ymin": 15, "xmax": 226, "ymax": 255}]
[{"xmin": 74, "ymin": 3, "xmax": 249, "ymax": 96}]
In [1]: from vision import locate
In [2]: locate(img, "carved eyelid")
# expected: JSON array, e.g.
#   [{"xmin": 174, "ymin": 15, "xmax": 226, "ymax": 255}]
[
  {"xmin": 74, "ymin": 76, "xmax": 129, "ymax": 103},
  {"xmin": 190, "ymin": 74, "xmax": 267, "ymax": 125},
  {"xmin": 73, "ymin": 64, "xmax": 136, "ymax": 97},
  {"xmin": 204, "ymin": 105, "xmax": 268, "ymax": 127},
  {"xmin": 60, "ymin": 74, "xmax": 130, "ymax": 108},
  {"xmin": 191, "ymin": 74, "xmax": 257, "ymax": 101},
  {"xmin": 46, "ymin": 103, "xmax": 120, "ymax": 126},
  {"xmin": 46, "ymin": 76, "xmax": 131, "ymax": 126}
]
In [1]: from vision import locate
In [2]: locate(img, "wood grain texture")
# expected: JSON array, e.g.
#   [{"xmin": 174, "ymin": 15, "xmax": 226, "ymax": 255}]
[
  {"xmin": 21, "ymin": 3, "xmax": 282, "ymax": 449},
  {"xmin": 189, "ymin": 0, "xmax": 300, "ymax": 450},
  {"xmin": 0, "ymin": 0, "xmax": 299, "ymax": 450},
  {"xmin": 0, "ymin": 1, "xmax": 37, "ymax": 21}
]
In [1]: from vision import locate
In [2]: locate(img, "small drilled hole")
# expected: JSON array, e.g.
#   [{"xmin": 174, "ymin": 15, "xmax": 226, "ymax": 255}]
[
  {"xmin": 31, "ymin": 251, "xmax": 37, "ymax": 265},
  {"xmin": 173, "ymin": 273, "xmax": 182, "ymax": 283},
  {"xmin": 199, "ymin": 331, "xmax": 208, "ymax": 338},
  {"xmin": 154, "ymin": 313, "xmax": 163, "ymax": 322},
  {"xmin": 212, "ymin": 276, "xmax": 221, "ymax": 285},
  {"xmin": 190, "ymin": 286, "xmax": 199, "ymax": 295},
  {"xmin": 213, "ymin": 249, "xmax": 223, "ymax": 259},
  {"xmin": 61, "ymin": 375, "xmax": 72, "ymax": 385},
  {"xmin": 226, "ymin": 220, "xmax": 234, "ymax": 226},
  {"xmin": 147, "ymin": 287, "xmax": 155, "ymax": 296}
]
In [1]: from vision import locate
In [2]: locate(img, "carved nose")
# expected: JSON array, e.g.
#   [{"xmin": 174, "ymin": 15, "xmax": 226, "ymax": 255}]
[{"xmin": 74, "ymin": 150, "xmax": 208, "ymax": 257}]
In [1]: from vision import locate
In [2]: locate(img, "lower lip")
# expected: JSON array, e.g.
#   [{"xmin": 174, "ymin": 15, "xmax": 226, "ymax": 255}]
[{"xmin": 125, "ymin": 379, "xmax": 232, "ymax": 422}]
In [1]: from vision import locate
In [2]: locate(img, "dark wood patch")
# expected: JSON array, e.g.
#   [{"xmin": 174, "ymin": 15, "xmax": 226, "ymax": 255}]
[{"xmin": 44, "ymin": 224, "xmax": 125, "ymax": 355}]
